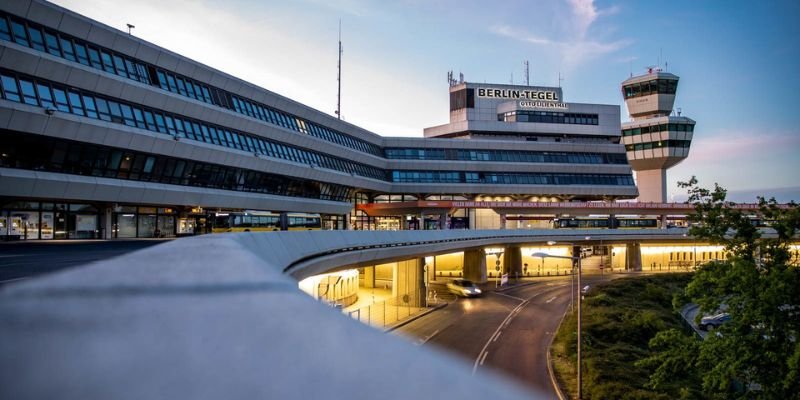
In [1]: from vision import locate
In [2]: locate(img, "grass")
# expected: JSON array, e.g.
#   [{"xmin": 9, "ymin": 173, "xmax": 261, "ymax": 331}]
[{"xmin": 551, "ymin": 274, "xmax": 694, "ymax": 400}]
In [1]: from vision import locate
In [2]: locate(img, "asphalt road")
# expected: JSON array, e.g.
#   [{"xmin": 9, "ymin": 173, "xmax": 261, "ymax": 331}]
[
  {"xmin": 394, "ymin": 275, "xmax": 613, "ymax": 396},
  {"xmin": 0, "ymin": 240, "xmax": 169, "ymax": 284}
]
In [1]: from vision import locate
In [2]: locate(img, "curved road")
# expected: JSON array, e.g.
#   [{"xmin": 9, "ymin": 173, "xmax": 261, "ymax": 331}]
[{"xmin": 393, "ymin": 276, "xmax": 609, "ymax": 396}]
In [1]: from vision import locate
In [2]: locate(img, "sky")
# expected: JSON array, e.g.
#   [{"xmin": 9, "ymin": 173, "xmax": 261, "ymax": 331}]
[{"xmin": 52, "ymin": 0, "xmax": 800, "ymax": 202}]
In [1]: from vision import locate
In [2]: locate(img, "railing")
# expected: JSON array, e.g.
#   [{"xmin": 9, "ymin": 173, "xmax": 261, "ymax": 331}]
[{"xmin": 347, "ymin": 289, "xmax": 431, "ymax": 329}]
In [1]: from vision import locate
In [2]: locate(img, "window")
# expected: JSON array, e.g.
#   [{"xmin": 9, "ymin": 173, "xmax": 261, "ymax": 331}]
[
  {"xmin": 100, "ymin": 51, "xmax": 115, "ymax": 73},
  {"xmin": 95, "ymin": 97, "xmax": 111, "ymax": 121},
  {"xmin": 0, "ymin": 16, "xmax": 10, "ymax": 41},
  {"xmin": 10, "ymin": 20, "xmax": 29, "ymax": 46},
  {"xmin": 44, "ymin": 31, "xmax": 61, "ymax": 56},
  {"xmin": 67, "ymin": 90, "xmax": 85, "ymax": 115},
  {"xmin": 52, "ymin": 87, "xmax": 70, "ymax": 112},
  {"xmin": 37, "ymin": 83, "xmax": 54, "ymax": 108},
  {"xmin": 28, "ymin": 26, "xmax": 45, "ymax": 51},
  {"xmin": 74, "ymin": 43, "xmax": 90, "ymax": 65},
  {"xmin": 19, "ymin": 79, "xmax": 38, "ymax": 105},
  {"xmin": 82, "ymin": 95, "xmax": 98, "ymax": 118},
  {"xmin": 1, "ymin": 74, "xmax": 20, "ymax": 102},
  {"xmin": 59, "ymin": 37, "xmax": 76, "ymax": 61},
  {"xmin": 87, "ymin": 46, "xmax": 102, "ymax": 69}
]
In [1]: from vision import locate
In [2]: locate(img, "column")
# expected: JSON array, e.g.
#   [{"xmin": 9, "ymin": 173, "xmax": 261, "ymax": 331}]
[
  {"xmin": 468, "ymin": 209, "xmax": 476, "ymax": 230},
  {"xmin": 499, "ymin": 213, "xmax": 507, "ymax": 229},
  {"xmin": 503, "ymin": 245, "xmax": 523, "ymax": 278},
  {"xmin": 103, "ymin": 206, "xmax": 113, "ymax": 239},
  {"xmin": 463, "ymin": 249, "xmax": 487, "ymax": 283},
  {"xmin": 625, "ymin": 243, "xmax": 642, "ymax": 271},
  {"xmin": 392, "ymin": 258, "xmax": 425, "ymax": 307},
  {"xmin": 439, "ymin": 211, "xmax": 448, "ymax": 230},
  {"xmin": 362, "ymin": 266, "xmax": 375, "ymax": 288},
  {"xmin": 344, "ymin": 214, "xmax": 351, "ymax": 230},
  {"xmin": 402, "ymin": 216, "xmax": 410, "ymax": 230},
  {"xmin": 660, "ymin": 214, "xmax": 668, "ymax": 229}
]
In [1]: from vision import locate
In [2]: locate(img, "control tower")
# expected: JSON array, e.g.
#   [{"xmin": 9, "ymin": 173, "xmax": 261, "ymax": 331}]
[{"xmin": 621, "ymin": 68, "xmax": 695, "ymax": 202}]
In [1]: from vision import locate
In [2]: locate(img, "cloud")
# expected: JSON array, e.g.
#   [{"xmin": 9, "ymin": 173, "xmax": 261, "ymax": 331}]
[
  {"xmin": 688, "ymin": 131, "xmax": 800, "ymax": 163},
  {"xmin": 490, "ymin": 0, "xmax": 629, "ymax": 71}
]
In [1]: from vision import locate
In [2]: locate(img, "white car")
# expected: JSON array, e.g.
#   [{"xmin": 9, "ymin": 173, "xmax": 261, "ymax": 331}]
[{"xmin": 446, "ymin": 279, "xmax": 482, "ymax": 298}]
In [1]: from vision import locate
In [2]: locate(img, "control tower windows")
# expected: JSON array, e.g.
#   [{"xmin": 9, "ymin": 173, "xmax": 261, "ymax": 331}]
[
  {"xmin": 622, "ymin": 79, "xmax": 677, "ymax": 99},
  {"xmin": 622, "ymin": 122, "xmax": 695, "ymax": 137}
]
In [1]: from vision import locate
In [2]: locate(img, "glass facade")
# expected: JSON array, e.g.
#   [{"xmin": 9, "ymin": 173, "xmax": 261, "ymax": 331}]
[
  {"xmin": 622, "ymin": 122, "xmax": 695, "ymax": 137},
  {"xmin": 622, "ymin": 78, "xmax": 678, "ymax": 99},
  {"xmin": 0, "ymin": 130, "xmax": 354, "ymax": 202},
  {"xmin": 499, "ymin": 111, "xmax": 599, "ymax": 125},
  {"xmin": 0, "ymin": 11, "xmax": 383, "ymax": 157},
  {"xmin": 385, "ymin": 148, "xmax": 628, "ymax": 164},
  {"xmin": 0, "ymin": 201, "xmax": 100, "ymax": 239},
  {"xmin": 0, "ymin": 69, "xmax": 386, "ymax": 181},
  {"xmin": 391, "ymin": 171, "xmax": 635, "ymax": 186},
  {"xmin": 625, "ymin": 140, "xmax": 691, "ymax": 151}
]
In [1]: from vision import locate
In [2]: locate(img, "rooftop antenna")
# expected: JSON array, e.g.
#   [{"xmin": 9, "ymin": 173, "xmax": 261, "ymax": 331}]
[
  {"xmin": 126, "ymin": 23, "xmax": 135, "ymax": 35},
  {"xmin": 524, "ymin": 60, "xmax": 530, "ymax": 86},
  {"xmin": 659, "ymin": 48, "xmax": 662, "ymax": 68},
  {"xmin": 335, "ymin": 19, "xmax": 342, "ymax": 120},
  {"xmin": 629, "ymin": 59, "xmax": 633, "ymax": 77},
  {"xmin": 510, "ymin": 72, "xmax": 514, "ymax": 85},
  {"xmin": 459, "ymin": 72, "xmax": 464, "ymax": 84},
  {"xmin": 558, "ymin": 71, "xmax": 564, "ymax": 88}
]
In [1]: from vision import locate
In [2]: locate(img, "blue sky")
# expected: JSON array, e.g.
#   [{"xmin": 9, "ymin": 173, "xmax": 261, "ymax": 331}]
[{"xmin": 53, "ymin": 0, "xmax": 800, "ymax": 202}]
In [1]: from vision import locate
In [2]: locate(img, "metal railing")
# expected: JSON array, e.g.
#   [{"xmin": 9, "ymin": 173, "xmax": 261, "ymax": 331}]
[{"xmin": 347, "ymin": 289, "xmax": 431, "ymax": 329}]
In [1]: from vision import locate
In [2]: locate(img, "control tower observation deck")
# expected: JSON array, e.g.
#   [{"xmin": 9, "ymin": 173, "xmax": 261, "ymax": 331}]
[{"xmin": 621, "ymin": 69, "xmax": 696, "ymax": 202}]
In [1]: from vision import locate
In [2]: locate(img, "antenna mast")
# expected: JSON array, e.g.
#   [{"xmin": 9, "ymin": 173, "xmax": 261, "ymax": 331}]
[
  {"xmin": 524, "ymin": 60, "xmax": 530, "ymax": 86},
  {"xmin": 336, "ymin": 20, "xmax": 342, "ymax": 119}
]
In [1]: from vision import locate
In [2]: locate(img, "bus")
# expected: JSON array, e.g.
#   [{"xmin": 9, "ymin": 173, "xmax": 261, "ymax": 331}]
[
  {"xmin": 212, "ymin": 212, "xmax": 321, "ymax": 233},
  {"xmin": 554, "ymin": 217, "xmax": 659, "ymax": 229}
]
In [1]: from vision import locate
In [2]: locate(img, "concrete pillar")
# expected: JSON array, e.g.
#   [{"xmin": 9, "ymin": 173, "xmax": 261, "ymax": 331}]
[
  {"xmin": 103, "ymin": 207, "xmax": 113, "ymax": 239},
  {"xmin": 392, "ymin": 258, "xmax": 425, "ymax": 307},
  {"xmin": 660, "ymin": 214, "xmax": 668, "ymax": 229},
  {"xmin": 503, "ymin": 245, "xmax": 523, "ymax": 278},
  {"xmin": 362, "ymin": 266, "xmax": 375, "ymax": 288},
  {"xmin": 439, "ymin": 212, "xmax": 448, "ymax": 230},
  {"xmin": 468, "ymin": 209, "xmax": 476, "ymax": 230},
  {"xmin": 420, "ymin": 213, "xmax": 426, "ymax": 230},
  {"xmin": 499, "ymin": 214, "xmax": 507, "ymax": 229},
  {"xmin": 463, "ymin": 249, "xmax": 487, "ymax": 283},
  {"xmin": 625, "ymin": 243, "xmax": 642, "ymax": 271},
  {"xmin": 344, "ymin": 214, "xmax": 351, "ymax": 230},
  {"xmin": 609, "ymin": 214, "xmax": 617, "ymax": 229},
  {"xmin": 636, "ymin": 169, "xmax": 668, "ymax": 203},
  {"xmin": 402, "ymin": 216, "xmax": 410, "ymax": 230}
]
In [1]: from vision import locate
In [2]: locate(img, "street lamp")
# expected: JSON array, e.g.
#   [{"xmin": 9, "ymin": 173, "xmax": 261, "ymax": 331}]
[{"xmin": 534, "ymin": 236, "xmax": 590, "ymax": 400}]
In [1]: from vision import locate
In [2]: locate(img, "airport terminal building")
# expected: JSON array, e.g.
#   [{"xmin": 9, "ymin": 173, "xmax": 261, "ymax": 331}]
[{"xmin": 0, "ymin": 0, "xmax": 638, "ymax": 239}]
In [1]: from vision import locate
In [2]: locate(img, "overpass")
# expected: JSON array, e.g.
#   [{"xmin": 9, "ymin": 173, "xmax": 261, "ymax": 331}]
[{"xmin": 3, "ymin": 228, "xmax": 790, "ymax": 399}]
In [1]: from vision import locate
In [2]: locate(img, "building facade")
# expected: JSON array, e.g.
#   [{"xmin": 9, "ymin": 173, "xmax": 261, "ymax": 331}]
[{"xmin": 0, "ymin": 0, "xmax": 636, "ymax": 239}]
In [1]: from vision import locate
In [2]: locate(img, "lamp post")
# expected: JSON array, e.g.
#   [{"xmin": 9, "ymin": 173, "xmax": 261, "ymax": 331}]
[{"xmin": 535, "ymin": 235, "xmax": 590, "ymax": 400}]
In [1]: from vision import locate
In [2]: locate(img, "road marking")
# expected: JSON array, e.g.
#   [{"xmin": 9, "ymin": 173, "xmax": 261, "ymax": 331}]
[
  {"xmin": 546, "ymin": 296, "xmax": 557, "ymax": 303},
  {"xmin": 479, "ymin": 351, "xmax": 489, "ymax": 366},
  {"xmin": 493, "ymin": 291, "xmax": 525, "ymax": 301},
  {"xmin": 472, "ymin": 284, "xmax": 569, "ymax": 376},
  {"xmin": 415, "ymin": 329, "xmax": 440, "ymax": 346},
  {"xmin": 493, "ymin": 331, "xmax": 502, "ymax": 342}
]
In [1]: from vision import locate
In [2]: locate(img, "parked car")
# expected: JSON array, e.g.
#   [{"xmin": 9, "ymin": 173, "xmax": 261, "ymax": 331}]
[
  {"xmin": 699, "ymin": 312, "xmax": 731, "ymax": 331},
  {"xmin": 446, "ymin": 279, "xmax": 482, "ymax": 298}
]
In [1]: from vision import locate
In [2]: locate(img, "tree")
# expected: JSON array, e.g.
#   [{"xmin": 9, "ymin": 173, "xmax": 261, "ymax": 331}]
[{"xmin": 643, "ymin": 177, "xmax": 800, "ymax": 399}]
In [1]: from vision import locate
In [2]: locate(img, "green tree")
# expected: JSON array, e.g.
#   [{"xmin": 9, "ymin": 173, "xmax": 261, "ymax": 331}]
[{"xmin": 643, "ymin": 177, "xmax": 800, "ymax": 399}]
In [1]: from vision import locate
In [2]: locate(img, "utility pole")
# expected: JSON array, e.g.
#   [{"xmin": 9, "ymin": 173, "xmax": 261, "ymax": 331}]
[{"xmin": 336, "ymin": 20, "xmax": 342, "ymax": 119}]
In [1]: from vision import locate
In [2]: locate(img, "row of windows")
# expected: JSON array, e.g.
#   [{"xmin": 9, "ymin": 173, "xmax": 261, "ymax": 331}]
[
  {"xmin": 0, "ymin": 70, "xmax": 386, "ymax": 181},
  {"xmin": 391, "ymin": 171, "xmax": 635, "ymax": 186},
  {"xmin": 500, "ymin": 111, "xmax": 599, "ymax": 125},
  {"xmin": 0, "ymin": 130, "xmax": 354, "ymax": 202},
  {"xmin": 625, "ymin": 140, "xmax": 692, "ymax": 151},
  {"xmin": 0, "ymin": 11, "xmax": 383, "ymax": 157},
  {"xmin": 384, "ymin": 148, "xmax": 629, "ymax": 164},
  {"xmin": 622, "ymin": 123, "xmax": 695, "ymax": 136},
  {"xmin": 622, "ymin": 79, "xmax": 678, "ymax": 99}
]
